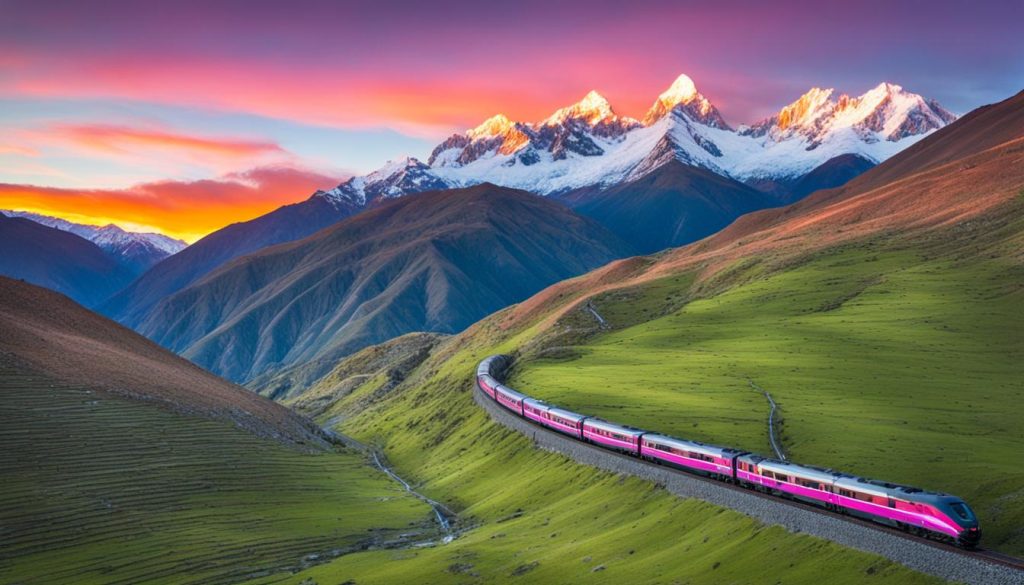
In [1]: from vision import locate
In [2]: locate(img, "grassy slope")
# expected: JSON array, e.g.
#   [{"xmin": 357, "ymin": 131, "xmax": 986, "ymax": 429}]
[
  {"xmin": 512, "ymin": 233, "xmax": 1024, "ymax": 554},
  {"xmin": 0, "ymin": 366, "xmax": 435, "ymax": 585},
  {"xmin": 265, "ymin": 304, "xmax": 943, "ymax": 584}
]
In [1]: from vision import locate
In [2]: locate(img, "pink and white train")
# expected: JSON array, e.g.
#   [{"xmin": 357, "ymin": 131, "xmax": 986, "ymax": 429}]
[{"xmin": 476, "ymin": 355, "xmax": 981, "ymax": 548}]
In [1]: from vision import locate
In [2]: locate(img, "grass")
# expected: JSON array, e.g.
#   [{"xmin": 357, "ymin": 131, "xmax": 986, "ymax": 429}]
[
  {"xmin": 259, "ymin": 315, "xmax": 946, "ymax": 584},
  {"xmin": 0, "ymin": 367, "xmax": 435, "ymax": 585},
  {"xmin": 510, "ymin": 241, "xmax": 1024, "ymax": 555}
]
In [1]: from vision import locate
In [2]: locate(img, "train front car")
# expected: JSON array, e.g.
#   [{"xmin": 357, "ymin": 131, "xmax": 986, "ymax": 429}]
[
  {"xmin": 641, "ymin": 434, "xmax": 742, "ymax": 481},
  {"xmin": 582, "ymin": 418, "xmax": 646, "ymax": 456},
  {"xmin": 833, "ymin": 477, "xmax": 981, "ymax": 548}
]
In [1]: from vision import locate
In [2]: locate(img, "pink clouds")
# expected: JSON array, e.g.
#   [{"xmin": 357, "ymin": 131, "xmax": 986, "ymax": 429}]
[{"xmin": 51, "ymin": 124, "xmax": 284, "ymax": 159}]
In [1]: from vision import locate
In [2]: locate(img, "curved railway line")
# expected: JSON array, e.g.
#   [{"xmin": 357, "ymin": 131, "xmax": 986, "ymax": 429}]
[{"xmin": 473, "ymin": 357, "xmax": 1024, "ymax": 585}]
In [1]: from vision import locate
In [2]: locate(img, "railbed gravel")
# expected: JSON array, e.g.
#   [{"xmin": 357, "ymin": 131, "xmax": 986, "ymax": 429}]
[{"xmin": 474, "ymin": 389, "xmax": 1024, "ymax": 585}]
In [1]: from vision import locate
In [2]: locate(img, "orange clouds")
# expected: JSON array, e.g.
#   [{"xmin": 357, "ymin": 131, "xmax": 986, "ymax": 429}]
[{"xmin": 0, "ymin": 166, "xmax": 341, "ymax": 243}]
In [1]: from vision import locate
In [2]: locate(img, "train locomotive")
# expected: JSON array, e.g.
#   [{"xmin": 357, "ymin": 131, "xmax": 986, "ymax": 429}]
[{"xmin": 476, "ymin": 355, "xmax": 981, "ymax": 549}]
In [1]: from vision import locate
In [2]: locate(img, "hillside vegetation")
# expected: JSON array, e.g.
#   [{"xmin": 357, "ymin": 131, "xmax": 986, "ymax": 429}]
[
  {"xmin": 0, "ymin": 366, "xmax": 435, "ymax": 585},
  {"xmin": 504, "ymin": 95, "xmax": 1024, "ymax": 555},
  {"xmin": 0, "ymin": 278, "xmax": 436, "ymax": 583}
]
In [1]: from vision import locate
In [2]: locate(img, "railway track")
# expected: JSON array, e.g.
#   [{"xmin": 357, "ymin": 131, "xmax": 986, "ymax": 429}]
[{"xmin": 472, "ymin": 378, "xmax": 1024, "ymax": 584}]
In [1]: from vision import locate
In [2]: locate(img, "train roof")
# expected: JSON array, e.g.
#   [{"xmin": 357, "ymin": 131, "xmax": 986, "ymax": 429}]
[
  {"xmin": 494, "ymin": 384, "xmax": 527, "ymax": 401},
  {"xmin": 758, "ymin": 460, "xmax": 840, "ymax": 483},
  {"xmin": 642, "ymin": 433, "xmax": 744, "ymax": 457},
  {"xmin": 477, "ymin": 355, "xmax": 510, "ymax": 377},
  {"xmin": 523, "ymin": 397, "xmax": 552, "ymax": 409},
  {"xmin": 547, "ymin": 407, "xmax": 586, "ymax": 422},
  {"xmin": 583, "ymin": 417, "xmax": 648, "ymax": 437},
  {"xmin": 833, "ymin": 475, "xmax": 950, "ymax": 501}
]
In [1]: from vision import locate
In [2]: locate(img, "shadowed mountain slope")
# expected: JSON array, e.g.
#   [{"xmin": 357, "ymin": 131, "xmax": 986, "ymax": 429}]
[
  {"xmin": 785, "ymin": 153, "xmax": 876, "ymax": 203},
  {"xmin": 134, "ymin": 184, "xmax": 634, "ymax": 389},
  {"xmin": 0, "ymin": 215, "xmax": 134, "ymax": 307},
  {"xmin": 557, "ymin": 160, "xmax": 777, "ymax": 254},
  {"xmin": 101, "ymin": 192, "xmax": 363, "ymax": 327},
  {"xmin": 0, "ymin": 276, "xmax": 325, "ymax": 447}
]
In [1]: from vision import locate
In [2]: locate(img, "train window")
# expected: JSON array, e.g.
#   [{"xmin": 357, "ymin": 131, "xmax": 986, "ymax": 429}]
[
  {"xmin": 796, "ymin": 478, "xmax": 820, "ymax": 490},
  {"xmin": 949, "ymin": 503, "xmax": 971, "ymax": 521}
]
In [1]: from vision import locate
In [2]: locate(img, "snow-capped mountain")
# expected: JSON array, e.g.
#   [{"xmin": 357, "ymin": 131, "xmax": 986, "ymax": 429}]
[
  {"xmin": 316, "ymin": 157, "xmax": 450, "ymax": 207},
  {"xmin": 324, "ymin": 74, "xmax": 955, "ymax": 201},
  {"xmin": 1, "ymin": 210, "xmax": 187, "ymax": 275}
]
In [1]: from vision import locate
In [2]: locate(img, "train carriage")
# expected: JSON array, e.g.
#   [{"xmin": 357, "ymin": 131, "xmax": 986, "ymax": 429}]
[
  {"xmin": 476, "ymin": 373, "xmax": 498, "ymax": 398},
  {"xmin": 523, "ymin": 398, "xmax": 586, "ymax": 439},
  {"xmin": 582, "ymin": 418, "xmax": 647, "ymax": 455},
  {"xmin": 736, "ymin": 455, "xmax": 840, "ymax": 508},
  {"xmin": 641, "ymin": 434, "xmax": 743, "ymax": 480},
  {"xmin": 493, "ymin": 383, "xmax": 527, "ymax": 416}
]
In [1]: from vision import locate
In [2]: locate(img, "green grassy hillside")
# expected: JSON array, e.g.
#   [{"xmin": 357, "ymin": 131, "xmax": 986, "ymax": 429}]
[
  {"xmin": 269, "ymin": 338, "xmax": 940, "ymax": 585},
  {"xmin": 0, "ymin": 366, "xmax": 435, "ymax": 585},
  {"xmin": 512, "ymin": 232, "xmax": 1024, "ymax": 554}
]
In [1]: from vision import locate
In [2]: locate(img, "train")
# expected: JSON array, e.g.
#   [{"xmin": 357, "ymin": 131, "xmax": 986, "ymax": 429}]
[{"xmin": 476, "ymin": 355, "xmax": 982, "ymax": 549}]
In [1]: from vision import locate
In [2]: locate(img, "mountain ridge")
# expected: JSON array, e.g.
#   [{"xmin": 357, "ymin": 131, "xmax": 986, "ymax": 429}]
[
  {"xmin": 128, "ymin": 184, "xmax": 635, "ymax": 390},
  {"xmin": 0, "ymin": 276, "xmax": 326, "ymax": 447},
  {"xmin": 0, "ymin": 215, "xmax": 135, "ymax": 307},
  {"xmin": 1, "ymin": 210, "xmax": 186, "ymax": 275}
]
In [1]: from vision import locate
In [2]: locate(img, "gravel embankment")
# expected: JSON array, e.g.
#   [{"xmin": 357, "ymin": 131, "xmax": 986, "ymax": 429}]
[{"xmin": 473, "ymin": 388, "xmax": 1024, "ymax": 585}]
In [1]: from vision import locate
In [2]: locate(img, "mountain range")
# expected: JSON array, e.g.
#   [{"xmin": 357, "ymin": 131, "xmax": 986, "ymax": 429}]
[
  {"xmin": 127, "ymin": 185, "xmax": 633, "ymax": 390},
  {"xmin": 100, "ymin": 75, "xmax": 948, "ymax": 327},
  {"xmin": 317, "ymin": 75, "xmax": 950, "ymax": 203},
  {"xmin": 1, "ymin": 210, "xmax": 186, "ymax": 275}
]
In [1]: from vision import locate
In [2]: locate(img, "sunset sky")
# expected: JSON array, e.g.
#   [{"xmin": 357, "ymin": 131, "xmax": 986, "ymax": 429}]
[{"xmin": 2, "ymin": 0, "xmax": 1021, "ymax": 242}]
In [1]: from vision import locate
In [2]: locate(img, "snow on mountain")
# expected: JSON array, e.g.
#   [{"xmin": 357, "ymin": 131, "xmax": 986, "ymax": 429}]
[
  {"xmin": 428, "ymin": 90, "xmax": 641, "ymax": 171},
  {"xmin": 1, "ymin": 210, "xmax": 187, "ymax": 274},
  {"xmin": 733, "ymin": 82, "xmax": 958, "ymax": 179},
  {"xmin": 642, "ymin": 74, "xmax": 730, "ymax": 129},
  {"xmin": 317, "ymin": 157, "xmax": 450, "ymax": 207},
  {"xmin": 89, "ymin": 224, "xmax": 186, "ymax": 257},
  {"xmin": 319, "ymin": 75, "xmax": 956, "ymax": 202}
]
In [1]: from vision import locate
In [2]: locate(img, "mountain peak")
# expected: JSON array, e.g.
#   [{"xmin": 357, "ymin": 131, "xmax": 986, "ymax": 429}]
[
  {"xmin": 467, "ymin": 114, "xmax": 517, "ymax": 138},
  {"xmin": 643, "ymin": 73, "xmax": 729, "ymax": 129},
  {"xmin": 543, "ymin": 89, "xmax": 618, "ymax": 126},
  {"xmin": 775, "ymin": 87, "xmax": 834, "ymax": 130},
  {"xmin": 659, "ymin": 74, "xmax": 698, "ymax": 104},
  {"xmin": 324, "ymin": 156, "xmax": 449, "ymax": 207},
  {"xmin": 745, "ymin": 82, "xmax": 957, "ymax": 148}
]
